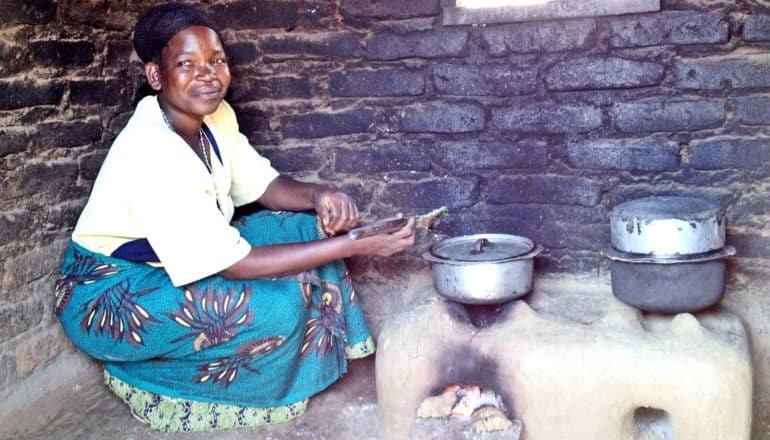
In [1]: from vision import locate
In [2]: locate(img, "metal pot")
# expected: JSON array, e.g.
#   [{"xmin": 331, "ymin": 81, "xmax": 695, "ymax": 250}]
[
  {"xmin": 610, "ymin": 196, "xmax": 725, "ymax": 256},
  {"xmin": 422, "ymin": 233, "xmax": 543, "ymax": 305},
  {"xmin": 604, "ymin": 246, "xmax": 735, "ymax": 313}
]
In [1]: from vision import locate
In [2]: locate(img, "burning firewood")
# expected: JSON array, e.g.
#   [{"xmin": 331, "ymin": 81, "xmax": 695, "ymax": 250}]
[
  {"xmin": 471, "ymin": 405, "xmax": 514, "ymax": 432},
  {"xmin": 451, "ymin": 385, "xmax": 503, "ymax": 418},
  {"xmin": 416, "ymin": 386, "xmax": 459, "ymax": 418}
]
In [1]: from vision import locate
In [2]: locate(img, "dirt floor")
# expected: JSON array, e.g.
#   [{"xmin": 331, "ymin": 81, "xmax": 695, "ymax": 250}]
[
  {"xmin": 2, "ymin": 273, "xmax": 767, "ymax": 439},
  {"xmin": 2, "ymin": 353, "xmax": 380, "ymax": 440}
]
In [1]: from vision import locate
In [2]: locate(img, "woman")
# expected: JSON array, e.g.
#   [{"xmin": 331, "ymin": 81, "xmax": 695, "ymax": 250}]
[{"xmin": 55, "ymin": 3, "xmax": 414, "ymax": 433}]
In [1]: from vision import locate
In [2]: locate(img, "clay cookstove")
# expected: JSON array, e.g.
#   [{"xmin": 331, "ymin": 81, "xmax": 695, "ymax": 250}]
[{"xmin": 375, "ymin": 278, "xmax": 753, "ymax": 440}]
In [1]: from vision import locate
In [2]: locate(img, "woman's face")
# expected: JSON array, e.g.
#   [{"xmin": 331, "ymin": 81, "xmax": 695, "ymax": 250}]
[{"xmin": 150, "ymin": 25, "xmax": 230, "ymax": 119}]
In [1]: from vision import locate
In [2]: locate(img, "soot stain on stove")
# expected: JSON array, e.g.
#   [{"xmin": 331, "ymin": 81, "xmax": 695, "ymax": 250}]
[{"xmin": 432, "ymin": 345, "xmax": 517, "ymax": 420}]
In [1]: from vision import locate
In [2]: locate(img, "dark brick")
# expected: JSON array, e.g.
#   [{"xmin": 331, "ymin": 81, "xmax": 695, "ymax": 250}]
[
  {"xmin": 299, "ymin": 2, "xmax": 337, "ymax": 29},
  {"xmin": 0, "ymin": 210, "xmax": 31, "ymax": 247},
  {"xmin": 391, "ymin": 102, "xmax": 484, "ymax": 133},
  {"xmin": 47, "ymin": 201, "xmax": 84, "ymax": 232},
  {"xmin": 57, "ymin": 0, "xmax": 132, "ymax": 30},
  {"xmin": 538, "ymin": 221, "xmax": 608, "ymax": 251},
  {"xmin": 481, "ymin": 19, "xmax": 595, "ymax": 56},
  {"xmin": 0, "ymin": 128, "xmax": 30, "ymax": 157},
  {"xmin": 231, "ymin": 76, "xmax": 311, "ymax": 101},
  {"xmin": 609, "ymin": 11, "xmax": 728, "ymax": 48},
  {"xmin": 373, "ymin": 17, "xmax": 435, "ymax": 34},
  {"xmin": 730, "ymin": 233, "xmax": 770, "ymax": 258},
  {"xmin": 19, "ymin": 107, "xmax": 58, "ymax": 124},
  {"xmin": 261, "ymin": 32, "xmax": 361, "ymax": 58},
  {"xmin": 333, "ymin": 144, "xmax": 431, "ymax": 174},
  {"xmin": 226, "ymin": 42, "xmax": 260, "ymax": 66},
  {"xmin": 379, "ymin": 177, "xmax": 479, "ymax": 209},
  {"xmin": 611, "ymin": 99, "xmax": 724, "ymax": 133},
  {"xmin": 734, "ymin": 96, "xmax": 770, "ymax": 125},
  {"xmin": 690, "ymin": 138, "xmax": 770, "ymax": 170},
  {"xmin": 30, "ymin": 40, "xmax": 96, "ymax": 67},
  {"xmin": 260, "ymin": 146, "xmax": 326, "ymax": 173},
  {"xmin": 70, "ymin": 79, "xmax": 128, "ymax": 106},
  {"xmin": 0, "ymin": 80, "xmax": 64, "ymax": 110},
  {"xmin": 0, "ymin": 0, "xmax": 55, "ymax": 25},
  {"xmin": 79, "ymin": 150, "xmax": 108, "ymax": 180},
  {"xmin": 6, "ymin": 162, "xmax": 80, "ymax": 199},
  {"xmin": 0, "ymin": 42, "xmax": 26, "ymax": 76},
  {"xmin": 546, "ymin": 57, "xmax": 664, "ymax": 91},
  {"xmin": 438, "ymin": 210, "xmax": 538, "ymax": 239},
  {"xmin": 338, "ymin": 182, "xmax": 376, "ymax": 213},
  {"xmin": 106, "ymin": 40, "xmax": 133, "ymax": 69},
  {"xmin": 330, "ymin": 68, "xmax": 424, "ymax": 97},
  {"xmin": 36, "ymin": 121, "xmax": 103, "ymax": 149},
  {"xmin": 482, "ymin": 203, "xmax": 606, "ymax": 225},
  {"xmin": 210, "ymin": 1, "xmax": 299, "ymax": 30},
  {"xmin": 281, "ymin": 108, "xmax": 375, "ymax": 139},
  {"xmin": 340, "ymin": 0, "xmax": 440, "ymax": 19},
  {"xmin": 567, "ymin": 139, "xmax": 680, "ymax": 172},
  {"xmin": 434, "ymin": 141, "xmax": 548, "ymax": 171},
  {"xmin": 728, "ymin": 193, "xmax": 770, "ymax": 229},
  {"xmin": 743, "ymin": 15, "xmax": 770, "ymax": 42},
  {"xmin": 0, "ymin": 299, "xmax": 44, "ymax": 344},
  {"xmin": 492, "ymin": 103, "xmax": 602, "ymax": 134},
  {"xmin": 675, "ymin": 54, "xmax": 770, "ymax": 90},
  {"xmin": 536, "ymin": 250, "xmax": 605, "ymax": 275},
  {"xmin": 433, "ymin": 65, "xmax": 537, "ymax": 97},
  {"xmin": 1, "ymin": 245, "xmax": 63, "ymax": 292},
  {"xmin": 366, "ymin": 29, "xmax": 469, "ymax": 60},
  {"xmin": 488, "ymin": 175, "xmax": 602, "ymax": 207},
  {"xmin": 234, "ymin": 106, "xmax": 274, "ymax": 145},
  {"xmin": 107, "ymin": 111, "xmax": 133, "ymax": 137}
]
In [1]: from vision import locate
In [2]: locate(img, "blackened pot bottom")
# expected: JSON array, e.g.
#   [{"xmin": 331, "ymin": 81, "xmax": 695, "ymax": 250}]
[{"xmin": 610, "ymin": 259, "xmax": 726, "ymax": 313}]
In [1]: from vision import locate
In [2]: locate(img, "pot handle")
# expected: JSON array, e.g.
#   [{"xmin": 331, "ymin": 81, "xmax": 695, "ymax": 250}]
[{"xmin": 470, "ymin": 238, "xmax": 490, "ymax": 255}]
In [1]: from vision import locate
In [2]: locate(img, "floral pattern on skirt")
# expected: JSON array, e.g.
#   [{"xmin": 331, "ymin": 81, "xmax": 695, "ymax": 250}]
[{"xmin": 56, "ymin": 211, "xmax": 374, "ymax": 432}]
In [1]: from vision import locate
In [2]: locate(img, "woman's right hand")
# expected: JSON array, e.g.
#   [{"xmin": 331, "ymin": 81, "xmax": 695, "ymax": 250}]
[{"xmin": 351, "ymin": 217, "xmax": 416, "ymax": 257}]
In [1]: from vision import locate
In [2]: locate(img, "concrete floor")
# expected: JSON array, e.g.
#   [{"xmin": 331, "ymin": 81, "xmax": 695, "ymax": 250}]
[{"xmin": 2, "ymin": 353, "xmax": 380, "ymax": 440}]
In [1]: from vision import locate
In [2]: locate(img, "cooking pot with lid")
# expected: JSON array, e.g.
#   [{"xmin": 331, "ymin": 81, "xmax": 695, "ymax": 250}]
[
  {"xmin": 609, "ymin": 196, "xmax": 725, "ymax": 256},
  {"xmin": 606, "ymin": 195, "xmax": 734, "ymax": 313},
  {"xmin": 423, "ymin": 233, "xmax": 543, "ymax": 305}
]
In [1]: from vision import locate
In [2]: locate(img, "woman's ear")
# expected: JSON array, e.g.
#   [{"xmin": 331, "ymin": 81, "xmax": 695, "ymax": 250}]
[{"xmin": 145, "ymin": 62, "xmax": 162, "ymax": 91}]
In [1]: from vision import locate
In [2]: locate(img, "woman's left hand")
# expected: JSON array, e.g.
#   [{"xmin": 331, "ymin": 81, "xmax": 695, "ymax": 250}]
[{"xmin": 313, "ymin": 188, "xmax": 359, "ymax": 235}]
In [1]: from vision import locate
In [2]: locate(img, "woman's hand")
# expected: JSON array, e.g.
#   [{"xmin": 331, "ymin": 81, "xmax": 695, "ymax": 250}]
[
  {"xmin": 312, "ymin": 188, "xmax": 359, "ymax": 235},
  {"xmin": 351, "ymin": 217, "xmax": 416, "ymax": 257}
]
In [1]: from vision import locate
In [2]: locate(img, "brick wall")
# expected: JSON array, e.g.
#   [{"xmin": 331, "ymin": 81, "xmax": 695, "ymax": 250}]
[{"xmin": 1, "ymin": 0, "xmax": 769, "ymax": 435}]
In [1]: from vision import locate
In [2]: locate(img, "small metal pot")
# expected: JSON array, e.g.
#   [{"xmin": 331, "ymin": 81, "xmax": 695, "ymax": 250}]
[
  {"xmin": 422, "ymin": 234, "xmax": 543, "ymax": 305},
  {"xmin": 604, "ymin": 246, "xmax": 735, "ymax": 313},
  {"xmin": 610, "ymin": 196, "xmax": 725, "ymax": 256}
]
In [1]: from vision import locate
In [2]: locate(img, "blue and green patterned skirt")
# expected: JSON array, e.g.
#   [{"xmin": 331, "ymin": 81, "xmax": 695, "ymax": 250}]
[{"xmin": 55, "ymin": 211, "xmax": 374, "ymax": 432}]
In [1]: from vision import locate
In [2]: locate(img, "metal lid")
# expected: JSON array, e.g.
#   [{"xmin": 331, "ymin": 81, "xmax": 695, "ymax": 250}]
[
  {"xmin": 430, "ymin": 233, "xmax": 535, "ymax": 262},
  {"xmin": 612, "ymin": 196, "xmax": 722, "ymax": 222},
  {"xmin": 603, "ymin": 245, "xmax": 735, "ymax": 264}
]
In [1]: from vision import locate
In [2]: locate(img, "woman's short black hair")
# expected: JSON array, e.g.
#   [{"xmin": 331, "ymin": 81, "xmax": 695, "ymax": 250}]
[{"xmin": 132, "ymin": 2, "xmax": 223, "ymax": 64}]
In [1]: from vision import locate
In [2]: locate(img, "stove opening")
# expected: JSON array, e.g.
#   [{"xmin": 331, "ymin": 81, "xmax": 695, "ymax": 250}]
[
  {"xmin": 415, "ymin": 384, "xmax": 519, "ymax": 435},
  {"xmin": 461, "ymin": 302, "xmax": 506, "ymax": 328},
  {"xmin": 410, "ymin": 346, "xmax": 523, "ymax": 438},
  {"xmin": 633, "ymin": 407, "xmax": 674, "ymax": 440}
]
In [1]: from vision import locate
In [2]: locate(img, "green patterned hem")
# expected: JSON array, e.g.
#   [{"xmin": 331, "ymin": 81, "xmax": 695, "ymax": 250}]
[
  {"xmin": 104, "ymin": 369, "xmax": 308, "ymax": 433},
  {"xmin": 345, "ymin": 336, "xmax": 376, "ymax": 359}
]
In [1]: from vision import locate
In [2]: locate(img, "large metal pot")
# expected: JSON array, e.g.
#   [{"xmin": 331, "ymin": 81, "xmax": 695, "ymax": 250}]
[
  {"xmin": 605, "ymin": 247, "xmax": 735, "ymax": 313},
  {"xmin": 422, "ymin": 233, "xmax": 543, "ymax": 305},
  {"xmin": 610, "ymin": 196, "xmax": 725, "ymax": 256}
]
